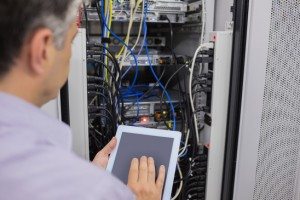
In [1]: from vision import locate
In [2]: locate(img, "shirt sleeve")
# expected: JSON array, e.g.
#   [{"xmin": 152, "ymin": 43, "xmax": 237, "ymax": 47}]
[{"xmin": 0, "ymin": 140, "xmax": 135, "ymax": 200}]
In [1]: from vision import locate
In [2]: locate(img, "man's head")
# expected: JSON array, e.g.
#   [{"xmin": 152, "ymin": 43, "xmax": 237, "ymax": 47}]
[{"xmin": 0, "ymin": 0, "xmax": 81, "ymax": 106}]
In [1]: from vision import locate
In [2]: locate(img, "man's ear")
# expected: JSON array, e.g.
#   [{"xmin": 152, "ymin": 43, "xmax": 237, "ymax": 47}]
[{"xmin": 28, "ymin": 28, "xmax": 54, "ymax": 75}]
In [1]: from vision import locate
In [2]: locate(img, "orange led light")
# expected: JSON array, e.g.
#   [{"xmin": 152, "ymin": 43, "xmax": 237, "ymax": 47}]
[{"xmin": 140, "ymin": 117, "xmax": 149, "ymax": 123}]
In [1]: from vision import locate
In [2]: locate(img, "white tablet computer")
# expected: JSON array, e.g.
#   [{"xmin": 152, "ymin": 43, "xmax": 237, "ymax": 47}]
[{"xmin": 106, "ymin": 125, "xmax": 181, "ymax": 200}]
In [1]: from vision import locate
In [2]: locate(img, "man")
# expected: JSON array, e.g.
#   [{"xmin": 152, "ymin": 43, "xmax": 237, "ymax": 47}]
[{"xmin": 0, "ymin": 0, "xmax": 165, "ymax": 199}]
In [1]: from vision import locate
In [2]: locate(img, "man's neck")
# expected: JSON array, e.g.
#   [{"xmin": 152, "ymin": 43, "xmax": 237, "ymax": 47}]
[{"xmin": 0, "ymin": 74, "xmax": 43, "ymax": 107}]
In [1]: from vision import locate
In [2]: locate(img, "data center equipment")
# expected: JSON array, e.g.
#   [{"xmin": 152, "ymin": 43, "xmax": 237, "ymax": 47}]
[
  {"xmin": 85, "ymin": 0, "xmax": 187, "ymax": 23},
  {"xmin": 40, "ymin": 1, "xmax": 300, "ymax": 200},
  {"xmin": 62, "ymin": 0, "xmax": 233, "ymax": 199}
]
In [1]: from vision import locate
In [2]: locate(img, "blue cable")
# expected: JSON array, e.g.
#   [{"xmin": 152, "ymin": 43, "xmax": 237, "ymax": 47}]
[
  {"xmin": 122, "ymin": 92, "xmax": 144, "ymax": 98},
  {"xmin": 99, "ymin": 0, "xmax": 138, "ymax": 93},
  {"xmin": 137, "ymin": 2, "xmax": 147, "ymax": 56},
  {"xmin": 142, "ymin": 0, "xmax": 176, "ymax": 130},
  {"xmin": 121, "ymin": 65, "xmax": 134, "ymax": 80},
  {"xmin": 121, "ymin": 0, "xmax": 148, "ymax": 81},
  {"xmin": 120, "ymin": 84, "xmax": 150, "ymax": 90}
]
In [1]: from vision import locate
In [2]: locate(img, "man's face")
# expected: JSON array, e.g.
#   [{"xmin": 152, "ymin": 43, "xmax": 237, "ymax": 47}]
[{"xmin": 42, "ymin": 20, "xmax": 78, "ymax": 101}]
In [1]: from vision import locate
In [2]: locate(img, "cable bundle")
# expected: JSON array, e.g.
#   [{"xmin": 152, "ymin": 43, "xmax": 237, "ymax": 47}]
[
  {"xmin": 193, "ymin": 71, "xmax": 212, "ymax": 130},
  {"xmin": 182, "ymin": 149, "xmax": 208, "ymax": 200},
  {"xmin": 84, "ymin": 0, "xmax": 210, "ymax": 198},
  {"xmin": 86, "ymin": 42, "xmax": 123, "ymax": 158}
]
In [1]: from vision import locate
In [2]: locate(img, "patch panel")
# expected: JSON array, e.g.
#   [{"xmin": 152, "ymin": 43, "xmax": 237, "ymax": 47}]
[
  {"xmin": 123, "ymin": 93, "xmax": 180, "ymax": 117},
  {"xmin": 88, "ymin": 36, "xmax": 166, "ymax": 47},
  {"xmin": 121, "ymin": 54, "xmax": 174, "ymax": 66},
  {"xmin": 113, "ymin": 0, "xmax": 187, "ymax": 13},
  {"xmin": 112, "ymin": 10, "xmax": 186, "ymax": 23},
  {"xmin": 84, "ymin": 0, "xmax": 187, "ymax": 23},
  {"xmin": 122, "ymin": 97, "xmax": 182, "ymax": 130}
]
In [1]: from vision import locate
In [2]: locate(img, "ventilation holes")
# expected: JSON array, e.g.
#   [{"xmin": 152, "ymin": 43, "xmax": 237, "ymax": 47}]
[{"xmin": 253, "ymin": 1, "xmax": 300, "ymax": 200}]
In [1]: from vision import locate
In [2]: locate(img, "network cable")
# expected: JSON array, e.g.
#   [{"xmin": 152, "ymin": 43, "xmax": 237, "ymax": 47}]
[
  {"xmin": 142, "ymin": 0, "xmax": 176, "ymax": 130},
  {"xmin": 98, "ymin": 0, "xmax": 139, "ymax": 93}
]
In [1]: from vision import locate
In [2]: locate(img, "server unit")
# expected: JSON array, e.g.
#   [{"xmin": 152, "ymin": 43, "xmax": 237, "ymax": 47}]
[
  {"xmin": 64, "ymin": 0, "xmax": 235, "ymax": 199},
  {"xmin": 66, "ymin": 30, "xmax": 233, "ymax": 200}
]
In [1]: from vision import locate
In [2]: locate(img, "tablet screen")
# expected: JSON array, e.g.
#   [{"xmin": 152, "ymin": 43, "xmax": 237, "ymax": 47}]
[{"xmin": 111, "ymin": 132, "xmax": 174, "ymax": 184}]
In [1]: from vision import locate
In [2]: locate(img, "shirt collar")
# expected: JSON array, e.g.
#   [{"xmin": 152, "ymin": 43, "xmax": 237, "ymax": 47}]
[{"xmin": 0, "ymin": 92, "xmax": 72, "ymax": 149}]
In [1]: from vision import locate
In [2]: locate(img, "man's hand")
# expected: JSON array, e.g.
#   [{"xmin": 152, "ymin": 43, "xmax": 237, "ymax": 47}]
[
  {"xmin": 127, "ymin": 156, "xmax": 166, "ymax": 200},
  {"xmin": 92, "ymin": 137, "xmax": 117, "ymax": 169}
]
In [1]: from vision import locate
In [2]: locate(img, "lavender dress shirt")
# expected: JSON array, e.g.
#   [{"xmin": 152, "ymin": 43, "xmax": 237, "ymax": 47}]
[{"xmin": 0, "ymin": 92, "xmax": 134, "ymax": 200}]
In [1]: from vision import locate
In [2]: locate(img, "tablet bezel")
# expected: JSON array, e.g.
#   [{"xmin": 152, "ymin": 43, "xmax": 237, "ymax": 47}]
[{"xmin": 106, "ymin": 125, "xmax": 181, "ymax": 200}]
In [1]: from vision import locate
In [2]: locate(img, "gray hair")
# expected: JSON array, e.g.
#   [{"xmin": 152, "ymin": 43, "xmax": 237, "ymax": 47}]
[
  {"xmin": 30, "ymin": 0, "xmax": 82, "ymax": 48},
  {"xmin": 0, "ymin": 0, "xmax": 83, "ymax": 76}
]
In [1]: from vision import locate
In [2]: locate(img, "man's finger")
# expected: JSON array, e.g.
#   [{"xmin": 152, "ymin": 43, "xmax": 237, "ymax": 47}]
[
  {"xmin": 99, "ymin": 137, "xmax": 117, "ymax": 156},
  {"xmin": 139, "ymin": 156, "xmax": 148, "ymax": 183},
  {"xmin": 148, "ymin": 157, "xmax": 155, "ymax": 183},
  {"xmin": 156, "ymin": 165, "xmax": 166, "ymax": 190},
  {"xmin": 128, "ymin": 158, "xmax": 139, "ymax": 185}
]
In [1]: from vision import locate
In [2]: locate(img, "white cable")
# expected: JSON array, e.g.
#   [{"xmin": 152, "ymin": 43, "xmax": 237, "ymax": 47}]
[
  {"xmin": 119, "ymin": 5, "xmax": 134, "ymax": 69},
  {"xmin": 115, "ymin": 3, "xmax": 125, "ymax": 18},
  {"xmin": 189, "ymin": 0, "xmax": 207, "ymax": 145},
  {"xmin": 129, "ymin": 0, "xmax": 144, "ymax": 51},
  {"xmin": 124, "ymin": 0, "xmax": 144, "ymax": 59},
  {"xmin": 120, "ymin": 0, "xmax": 142, "ymax": 68},
  {"xmin": 178, "ymin": 129, "xmax": 190, "ymax": 157},
  {"xmin": 171, "ymin": 163, "xmax": 183, "ymax": 200},
  {"xmin": 189, "ymin": 44, "xmax": 206, "ymax": 146}
]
